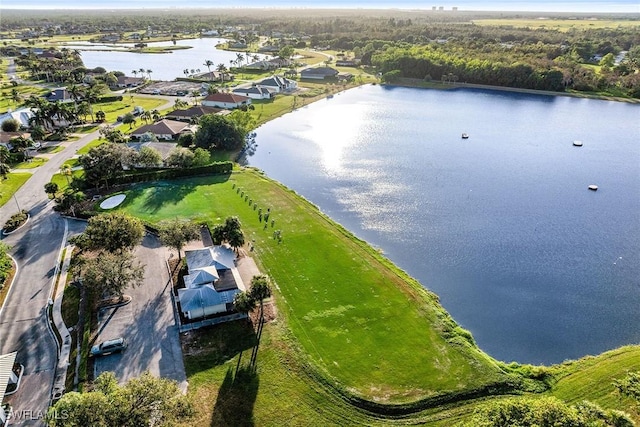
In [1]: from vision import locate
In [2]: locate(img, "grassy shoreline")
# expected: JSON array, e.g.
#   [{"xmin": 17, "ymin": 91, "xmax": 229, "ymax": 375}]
[
  {"xmin": 387, "ymin": 77, "xmax": 640, "ymax": 103},
  {"xmin": 116, "ymin": 169, "xmax": 640, "ymax": 424}
]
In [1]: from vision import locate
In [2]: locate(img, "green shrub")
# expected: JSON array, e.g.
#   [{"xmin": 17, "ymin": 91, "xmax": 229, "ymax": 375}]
[{"xmin": 3, "ymin": 210, "xmax": 28, "ymax": 232}]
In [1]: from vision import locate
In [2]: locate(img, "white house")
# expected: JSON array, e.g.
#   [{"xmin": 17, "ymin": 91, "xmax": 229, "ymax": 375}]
[
  {"xmin": 232, "ymin": 86, "xmax": 275, "ymax": 100},
  {"xmin": 0, "ymin": 352, "xmax": 19, "ymax": 425},
  {"xmin": 0, "ymin": 108, "xmax": 34, "ymax": 129},
  {"xmin": 257, "ymin": 75, "xmax": 297, "ymax": 93},
  {"xmin": 178, "ymin": 246, "xmax": 246, "ymax": 320},
  {"xmin": 201, "ymin": 93, "xmax": 251, "ymax": 109}
]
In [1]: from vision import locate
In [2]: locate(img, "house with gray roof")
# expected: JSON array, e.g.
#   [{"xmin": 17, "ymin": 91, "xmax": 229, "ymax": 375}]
[
  {"xmin": 257, "ymin": 75, "xmax": 297, "ymax": 93},
  {"xmin": 300, "ymin": 66, "xmax": 339, "ymax": 80},
  {"xmin": 232, "ymin": 86, "xmax": 275, "ymax": 100},
  {"xmin": 165, "ymin": 105, "xmax": 222, "ymax": 121},
  {"xmin": 178, "ymin": 246, "xmax": 246, "ymax": 320}
]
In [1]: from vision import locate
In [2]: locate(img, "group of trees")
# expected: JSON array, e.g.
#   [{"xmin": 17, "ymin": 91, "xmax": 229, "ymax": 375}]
[
  {"xmin": 233, "ymin": 274, "xmax": 272, "ymax": 322},
  {"xmin": 211, "ymin": 216, "xmax": 245, "ymax": 254},
  {"xmin": 48, "ymin": 371, "xmax": 192, "ymax": 427},
  {"xmin": 70, "ymin": 212, "xmax": 146, "ymax": 300}
]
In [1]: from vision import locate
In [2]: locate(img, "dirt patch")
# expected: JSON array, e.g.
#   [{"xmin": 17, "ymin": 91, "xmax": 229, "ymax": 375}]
[{"xmin": 248, "ymin": 300, "xmax": 277, "ymax": 330}]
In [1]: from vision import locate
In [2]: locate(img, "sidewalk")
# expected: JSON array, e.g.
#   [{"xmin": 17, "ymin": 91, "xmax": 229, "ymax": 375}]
[{"xmin": 50, "ymin": 245, "xmax": 74, "ymax": 401}]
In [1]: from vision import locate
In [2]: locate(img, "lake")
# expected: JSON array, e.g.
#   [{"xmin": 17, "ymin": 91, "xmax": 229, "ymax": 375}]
[
  {"xmin": 246, "ymin": 84, "xmax": 640, "ymax": 365},
  {"xmin": 75, "ymin": 38, "xmax": 265, "ymax": 81}
]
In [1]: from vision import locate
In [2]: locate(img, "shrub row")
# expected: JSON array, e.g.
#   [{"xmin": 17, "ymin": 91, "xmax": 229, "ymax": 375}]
[
  {"xmin": 89, "ymin": 162, "xmax": 233, "ymax": 188},
  {"xmin": 96, "ymin": 95, "xmax": 124, "ymax": 103}
]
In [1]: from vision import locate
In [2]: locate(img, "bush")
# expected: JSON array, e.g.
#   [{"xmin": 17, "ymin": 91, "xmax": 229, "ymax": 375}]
[
  {"xmin": 3, "ymin": 210, "xmax": 28, "ymax": 232},
  {"xmin": 96, "ymin": 95, "xmax": 124, "ymax": 103}
]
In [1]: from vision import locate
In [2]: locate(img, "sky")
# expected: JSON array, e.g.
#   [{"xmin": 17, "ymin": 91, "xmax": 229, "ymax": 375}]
[{"xmin": 1, "ymin": 0, "xmax": 639, "ymax": 13}]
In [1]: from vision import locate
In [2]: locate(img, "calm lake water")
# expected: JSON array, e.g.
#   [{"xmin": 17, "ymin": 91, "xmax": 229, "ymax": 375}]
[
  {"xmin": 76, "ymin": 38, "xmax": 264, "ymax": 81},
  {"xmin": 246, "ymin": 84, "xmax": 640, "ymax": 364}
]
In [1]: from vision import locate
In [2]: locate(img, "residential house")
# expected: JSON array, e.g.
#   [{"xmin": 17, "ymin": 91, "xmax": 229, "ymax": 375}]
[
  {"xmin": 0, "ymin": 352, "xmax": 19, "ymax": 426},
  {"xmin": 300, "ymin": 66, "xmax": 339, "ymax": 80},
  {"xmin": 0, "ymin": 132, "xmax": 30, "ymax": 150},
  {"xmin": 193, "ymin": 71, "xmax": 233, "ymax": 82},
  {"xmin": 130, "ymin": 119, "xmax": 191, "ymax": 141},
  {"xmin": 201, "ymin": 93, "xmax": 251, "ymax": 109},
  {"xmin": 178, "ymin": 246, "xmax": 246, "ymax": 320},
  {"xmin": 165, "ymin": 105, "xmax": 222, "ymax": 121},
  {"xmin": 257, "ymin": 75, "xmax": 297, "ymax": 93},
  {"xmin": 0, "ymin": 108, "xmax": 34, "ymax": 129},
  {"xmin": 115, "ymin": 75, "xmax": 145, "ymax": 88},
  {"xmin": 44, "ymin": 88, "xmax": 74, "ymax": 103},
  {"xmin": 245, "ymin": 60, "xmax": 279, "ymax": 71},
  {"xmin": 231, "ymin": 86, "xmax": 275, "ymax": 100},
  {"xmin": 126, "ymin": 141, "xmax": 177, "ymax": 164},
  {"xmin": 335, "ymin": 59, "xmax": 360, "ymax": 67}
]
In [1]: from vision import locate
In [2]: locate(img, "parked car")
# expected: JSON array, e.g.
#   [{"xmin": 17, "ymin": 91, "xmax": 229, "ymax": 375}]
[{"xmin": 90, "ymin": 337, "xmax": 127, "ymax": 356}]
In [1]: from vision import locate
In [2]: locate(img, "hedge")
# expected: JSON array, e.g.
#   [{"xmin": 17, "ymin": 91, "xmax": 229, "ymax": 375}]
[{"xmin": 110, "ymin": 162, "xmax": 233, "ymax": 186}]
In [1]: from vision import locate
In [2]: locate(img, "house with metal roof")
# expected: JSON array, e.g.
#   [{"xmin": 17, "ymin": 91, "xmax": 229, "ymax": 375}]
[
  {"xmin": 0, "ymin": 352, "xmax": 20, "ymax": 426},
  {"xmin": 177, "ymin": 246, "xmax": 246, "ymax": 320}
]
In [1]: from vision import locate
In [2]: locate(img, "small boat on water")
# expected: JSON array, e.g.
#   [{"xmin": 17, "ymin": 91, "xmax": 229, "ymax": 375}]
[
  {"xmin": 588, "ymin": 185, "xmax": 598, "ymax": 191},
  {"xmin": 573, "ymin": 140, "xmax": 583, "ymax": 147},
  {"xmin": 461, "ymin": 133, "xmax": 469, "ymax": 139}
]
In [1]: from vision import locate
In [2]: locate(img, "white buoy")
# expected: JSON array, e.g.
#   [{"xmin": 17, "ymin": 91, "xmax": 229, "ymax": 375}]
[
  {"xmin": 588, "ymin": 185, "xmax": 598, "ymax": 191},
  {"xmin": 573, "ymin": 140, "xmax": 583, "ymax": 147}
]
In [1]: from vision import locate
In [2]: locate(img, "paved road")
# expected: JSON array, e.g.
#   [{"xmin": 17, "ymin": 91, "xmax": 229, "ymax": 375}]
[
  {"xmin": 93, "ymin": 234, "xmax": 187, "ymax": 390},
  {"xmin": 0, "ymin": 96, "xmax": 180, "ymax": 425}
]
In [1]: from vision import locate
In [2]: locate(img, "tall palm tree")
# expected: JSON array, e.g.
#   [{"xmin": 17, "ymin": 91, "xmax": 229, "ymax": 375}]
[
  {"xmin": 236, "ymin": 52, "xmax": 244, "ymax": 68},
  {"xmin": 190, "ymin": 90, "xmax": 200, "ymax": 105},
  {"xmin": 60, "ymin": 164, "xmax": 73, "ymax": 185},
  {"xmin": 132, "ymin": 70, "xmax": 138, "ymax": 78},
  {"xmin": 141, "ymin": 110, "xmax": 152, "ymax": 124},
  {"xmin": 203, "ymin": 60, "xmax": 214, "ymax": 80},
  {"xmin": 216, "ymin": 63, "xmax": 227, "ymax": 83},
  {"xmin": 139, "ymin": 68, "xmax": 146, "ymax": 79},
  {"xmin": 151, "ymin": 109, "xmax": 160, "ymax": 122},
  {"xmin": 146, "ymin": 69, "xmax": 152, "ymax": 80}
]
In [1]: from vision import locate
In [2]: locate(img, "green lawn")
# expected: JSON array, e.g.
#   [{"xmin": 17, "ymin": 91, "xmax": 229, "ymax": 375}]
[
  {"xmin": 76, "ymin": 138, "xmax": 104, "ymax": 155},
  {"xmin": 12, "ymin": 157, "xmax": 47, "ymax": 169},
  {"xmin": 0, "ymin": 172, "xmax": 31, "ymax": 207},
  {"xmin": 118, "ymin": 169, "xmax": 506, "ymax": 404},
  {"xmin": 93, "ymin": 95, "xmax": 167, "ymax": 123}
]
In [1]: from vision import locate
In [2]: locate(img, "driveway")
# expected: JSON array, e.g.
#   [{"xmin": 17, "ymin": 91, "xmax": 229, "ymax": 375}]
[
  {"xmin": 0, "ymin": 96, "xmax": 180, "ymax": 424},
  {"xmin": 93, "ymin": 234, "xmax": 187, "ymax": 390}
]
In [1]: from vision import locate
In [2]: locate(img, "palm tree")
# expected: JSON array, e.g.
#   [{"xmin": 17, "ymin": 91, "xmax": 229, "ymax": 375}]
[
  {"xmin": 60, "ymin": 164, "xmax": 73, "ymax": 185},
  {"xmin": 10, "ymin": 88, "xmax": 21, "ymax": 105},
  {"xmin": 141, "ymin": 110, "xmax": 152, "ymax": 124},
  {"xmin": 95, "ymin": 110, "xmax": 106, "ymax": 122},
  {"xmin": 146, "ymin": 69, "xmax": 152, "ymax": 80},
  {"xmin": 183, "ymin": 69, "xmax": 190, "ymax": 78},
  {"xmin": 236, "ymin": 52, "xmax": 244, "ymax": 68},
  {"xmin": 190, "ymin": 90, "xmax": 200, "ymax": 105},
  {"xmin": 151, "ymin": 109, "xmax": 160, "ymax": 122},
  {"xmin": 249, "ymin": 275, "xmax": 271, "ymax": 322},
  {"xmin": 216, "ymin": 63, "xmax": 227, "ymax": 83},
  {"xmin": 139, "ymin": 68, "xmax": 146, "ymax": 79},
  {"xmin": 203, "ymin": 60, "xmax": 214, "ymax": 80},
  {"xmin": 132, "ymin": 70, "xmax": 138, "ymax": 78}
]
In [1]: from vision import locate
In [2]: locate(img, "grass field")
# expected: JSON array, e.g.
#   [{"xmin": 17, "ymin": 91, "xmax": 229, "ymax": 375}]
[
  {"xmin": 111, "ymin": 169, "xmax": 640, "ymax": 425},
  {"xmin": 473, "ymin": 18, "xmax": 640, "ymax": 31},
  {"xmin": 119, "ymin": 169, "xmax": 507, "ymax": 403},
  {"xmin": 0, "ymin": 173, "xmax": 31, "ymax": 208},
  {"xmin": 93, "ymin": 95, "xmax": 167, "ymax": 123}
]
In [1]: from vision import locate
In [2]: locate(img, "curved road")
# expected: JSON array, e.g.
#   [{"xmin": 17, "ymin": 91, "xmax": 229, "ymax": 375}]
[{"xmin": 0, "ymin": 97, "xmax": 176, "ymax": 426}]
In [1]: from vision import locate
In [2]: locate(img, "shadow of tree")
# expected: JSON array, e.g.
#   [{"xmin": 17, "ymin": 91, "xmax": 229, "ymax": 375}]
[
  {"xmin": 211, "ymin": 366, "xmax": 259, "ymax": 427},
  {"xmin": 184, "ymin": 320, "xmax": 257, "ymax": 375}
]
